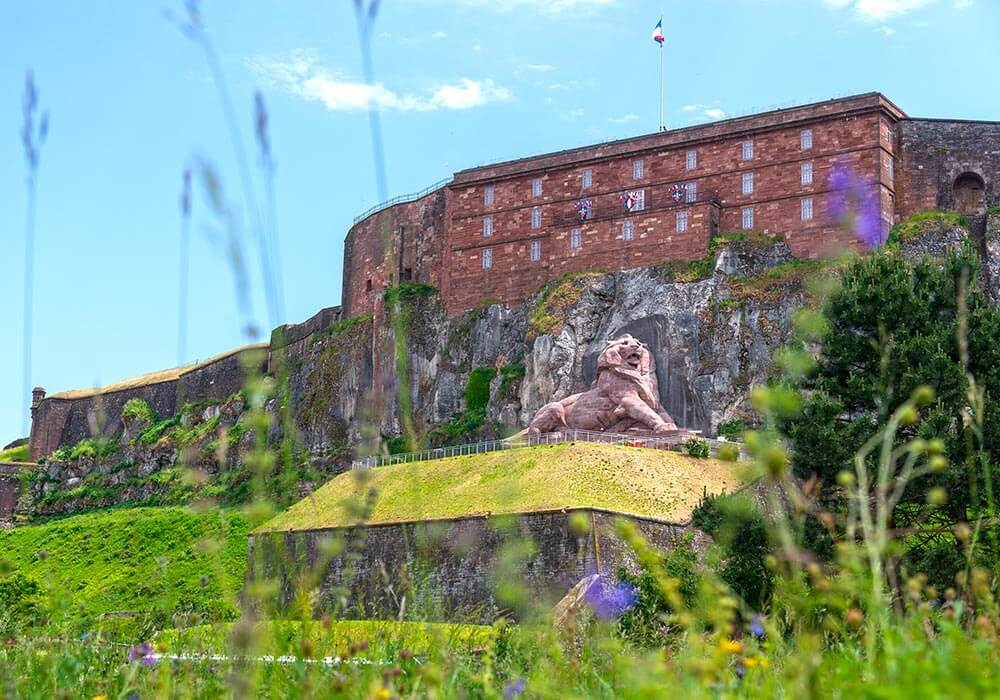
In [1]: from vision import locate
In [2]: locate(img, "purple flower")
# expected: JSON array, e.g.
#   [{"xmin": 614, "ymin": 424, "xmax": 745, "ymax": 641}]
[
  {"xmin": 750, "ymin": 614, "xmax": 765, "ymax": 639},
  {"xmin": 503, "ymin": 678, "xmax": 526, "ymax": 698},
  {"xmin": 127, "ymin": 642, "xmax": 157, "ymax": 667},
  {"xmin": 735, "ymin": 659, "xmax": 746, "ymax": 680},
  {"xmin": 584, "ymin": 577, "xmax": 637, "ymax": 620},
  {"xmin": 828, "ymin": 161, "xmax": 886, "ymax": 250}
]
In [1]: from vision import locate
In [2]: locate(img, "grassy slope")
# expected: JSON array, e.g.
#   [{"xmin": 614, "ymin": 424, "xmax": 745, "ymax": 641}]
[
  {"xmin": 260, "ymin": 443, "xmax": 739, "ymax": 532},
  {"xmin": 0, "ymin": 444, "xmax": 30, "ymax": 462},
  {"xmin": 0, "ymin": 507, "xmax": 255, "ymax": 626}
]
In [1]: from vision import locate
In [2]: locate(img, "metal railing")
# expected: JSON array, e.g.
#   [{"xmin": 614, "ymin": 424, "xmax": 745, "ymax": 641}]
[
  {"xmin": 351, "ymin": 429, "xmax": 743, "ymax": 470},
  {"xmin": 352, "ymin": 177, "xmax": 453, "ymax": 225}
]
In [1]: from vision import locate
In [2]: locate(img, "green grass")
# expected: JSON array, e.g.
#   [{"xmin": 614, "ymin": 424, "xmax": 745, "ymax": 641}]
[
  {"xmin": 0, "ymin": 443, "xmax": 30, "ymax": 463},
  {"xmin": 0, "ymin": 506, "xmax": 259, "ymax": 633},
  {"xmin": 156, "ymin": 619, "xmax": 497, "ymax": 658},
  {"xmin": 889, "ymin": 210, "xmax": 968, "ymax": 243},
  {"xmin": 257, "ymin": 443, "xmax": 739, "ymax": 532}
]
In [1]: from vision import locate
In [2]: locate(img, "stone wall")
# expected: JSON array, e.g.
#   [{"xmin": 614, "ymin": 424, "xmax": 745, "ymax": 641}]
[
  {"xmin": 247, "ymin": 508, "xmax": 707, "ymax": 623},
  {"xmin": 29, "ymin": 345, "xmax": 268, "ymax": 462},
  {"xmin": 0, "ymin": 463, "xmax": 27, "ymax": 522},
  {"xmin": 897, "ymin": 119, "xmax": 1000, "ymax": 217}
]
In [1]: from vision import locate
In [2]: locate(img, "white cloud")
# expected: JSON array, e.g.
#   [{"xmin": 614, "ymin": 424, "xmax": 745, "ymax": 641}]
[
  {"xmin": 880, "ymin": 24, "xmax": 896, "ymax": 35},
  {"xmin": 560, "ymin": 108, "xmax": 585, "ymax": 121},
  {"xmin": 682, "ymin": 103, "xmax": 726, "ymax": 121},
  {"xmin": 522, "ymin": 63, "xmax": 555, "ymax": 72},
  {"xmin": 247, "ymin": 50, "xmax": 511, "ymax": 112},
  {"xmin": 609, "ymin": 113, "xmax": 638, "ymax": 124},
  {"xmin": 430, "ymin": 30, "xmax": 447, "ymax": 39},
  {"xmin": 821, "ymin": 0, "xmax": 936, "ymax": 21},
  {"xmin": 954, "ymin": 0, "xmax": 973, "ymax": 7}
]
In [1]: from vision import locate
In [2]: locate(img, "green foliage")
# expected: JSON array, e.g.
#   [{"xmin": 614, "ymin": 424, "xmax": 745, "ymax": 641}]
[
  {"xmin": 498, "ymin": 363, "xmax": 526, "ymax": 397},
  {"xmin": 0, "ymin": 507, "xmax": 255, "ymax": 635},
  {"xmin": 685, "ymin": 438, "xmax": 710, "ymax": 459},
  {"xmin": 692, "ymin": 493, "xmax": 773, "ymax": 609},
  {"xmin": 64, "ymin": 437, "xmax": 118, "ymax": 461},
  {"xmin": 616, "ymin": 540, "xmax": 700, "ymax": 647},
  {"xmin": 0, "ymin": 572, "xmax": 45, "ymax": 638},
  {"xmin": 987, "ymin": 204, "xmax": 1000, "ymax": 216},
  {"xmin": 121, "ymin": 398, "xmax": 156, "ymax": 424},
  {"xmin": 888, "ymin": 210, "xmax": 968, "ymax": 243},
  {"xmin": 527, "ymin": 270, "xmax": 606, "ymax": 337},
  {"xmin": 674, "ymin": 231, "xmax": 781, "ymax": 282},
  {"xmin": 465, "ymin": 367, "xmax": 497, "ymax": 412},
  {"xmin": 383, "ymin": 282, "xmax": 437, "ymax": 306},
  {"xmin": 717, "ymin": 442, "xmax": 741, "ymax": 462},
  {"xmin": 327, "ymin": 313, "xmax": 372, "ymax": 336},
  {"xmin": 0, "ymin": 443, "xmax": 30, "ymax": 463},
  {"xmin": 137, "ymin": 416, "xmax": 180, "ymax": 445},
  {"xmin": 716, "ymin": 419, "xmax": 745, "ymax": 436}
]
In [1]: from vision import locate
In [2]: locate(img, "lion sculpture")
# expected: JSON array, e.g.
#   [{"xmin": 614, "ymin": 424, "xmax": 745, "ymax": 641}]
[{"xmin": 528, "ymin": 334, "xmax": 682, "ymax": 436}]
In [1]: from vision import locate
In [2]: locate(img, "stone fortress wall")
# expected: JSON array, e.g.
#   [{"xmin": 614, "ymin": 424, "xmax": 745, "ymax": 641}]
[{"xmin": 343, "ymin": 92, "xmax": 1000, "ymax": 318}]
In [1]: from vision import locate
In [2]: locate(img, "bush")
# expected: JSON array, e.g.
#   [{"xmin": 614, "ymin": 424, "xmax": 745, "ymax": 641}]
[
  {"xmin": 716, "ymin": 419, "xmax": 745, "ymax": 437},
  {"xmin": 121, "ymin": 398, "xmax": 156, "ymax": 424},
  {"xmin": 685, "ymin": 438, "xmax": 710, "ymax": 459},
  {"xmin": 616, "ymin": 539, "xmax": 700, "ymax": 647},
  {"xmin": 717, "ymin": 443, "xmax": 741, "ymax": 462},
  {"xmin": 465, "ymin": 367, "xmax": 497, "ymax": 413},
  {"xmin": 0, "ymin": 572, "xmax": 45, "ymax": 638}
]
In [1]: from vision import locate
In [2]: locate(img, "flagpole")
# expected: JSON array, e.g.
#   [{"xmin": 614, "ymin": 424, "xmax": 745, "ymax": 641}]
[{"xmin": 659, "ymin": 40, "xmax": 664, "ymax": 131}]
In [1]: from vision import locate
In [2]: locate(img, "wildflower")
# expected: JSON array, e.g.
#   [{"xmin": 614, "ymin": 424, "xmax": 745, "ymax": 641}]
[
  {"xmin": 374, "ymin": 689, "xmax": 391, "ymax": 700},
  {"xmin": 127, "ymin": 642, "xmax": 157, "ymax": 667},
  {"xmin": 750, "ymin": 614, "xmax": 765, "ymax": 639},
  {"xmin": 92, "ymin": 696, "xmax": 108, "ymax": 700},
  {"xmin": 743, "ymin": 656, "xmax": 769, "ymax": 669},
  {"xmin": 584, "ymin": 577, "xmax": 637, "ymax": 620},
  {"xmin": 828, "ymin": 161, "xmax": 884, "ymax": 249},
  {"xmin": 503, "ymin": 678, "xmax": 526, "ymax": 698},
  {"xmin": 80, "ymin": 631, "xmax": 91, "ymax": 641},
  {"xmin": 718, "ymin": 637, "xmax": 743, "ymax": 654}
]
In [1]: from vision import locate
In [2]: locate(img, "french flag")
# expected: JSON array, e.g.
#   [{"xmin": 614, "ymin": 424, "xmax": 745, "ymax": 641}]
[{"xmin": 652, "ymin": 18, "xmax": 665, "ymax": 44}]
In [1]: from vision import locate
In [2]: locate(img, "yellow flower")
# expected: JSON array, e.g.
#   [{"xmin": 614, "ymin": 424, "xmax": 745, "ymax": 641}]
[
  {"xmin": 718, "ymin": 638, "xmax": 742, "ymax": 654},
  {"xmin": 374, "ymin": 689, "xmax": 391, "ymax": 700},
  {"xmin": 743, "ymin": 656, "xmax": 770, "ymax": 669},
  {"xmin": 92, "ymin": 696, "xmax": 109, "ymax": 700}
]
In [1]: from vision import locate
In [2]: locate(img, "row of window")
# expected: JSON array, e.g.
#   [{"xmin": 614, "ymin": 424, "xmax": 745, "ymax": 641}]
[
  {"xmin": 478, "ymin": 198, "xmax": 818, "ymax": 269},
  {"xmin": 481, "ymin": 129, "xmax": 818, "ymax": 206}
]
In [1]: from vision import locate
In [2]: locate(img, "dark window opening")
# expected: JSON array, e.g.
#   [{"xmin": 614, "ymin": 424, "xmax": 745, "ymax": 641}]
[
  {"xmin": 366, "ymin": 278, "xmax": 373, "ymax": 292},
  {"xmin": 403, "ymin": 267, "xmax": 413, "ymax": 281}
]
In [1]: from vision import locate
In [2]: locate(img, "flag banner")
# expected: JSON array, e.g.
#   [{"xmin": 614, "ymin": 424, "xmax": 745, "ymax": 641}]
[
  {"xmin": 574, "ymin": 199, "xmax": 594, "ymax": 221},
  {"xmin": 652, "ymin": 18, "xmax": 665, "ymax": 44},
  {"xmin": 670, "ymin": 183, "xmax": 687, "ymax": 201},
  {"xmin": 620, "ymin": 190, "xmax": 645, "ymax": 212}
]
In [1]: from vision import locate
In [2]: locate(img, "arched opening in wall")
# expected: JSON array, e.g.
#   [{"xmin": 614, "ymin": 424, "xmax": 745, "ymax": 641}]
[{"xmin": 953, "ymin": 172, "xmax": 986, "ymax": 215}]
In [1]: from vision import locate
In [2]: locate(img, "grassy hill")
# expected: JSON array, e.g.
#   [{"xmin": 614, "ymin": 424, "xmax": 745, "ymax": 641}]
[
  {"xmin": 259, "ymin": 442, "xmax": 740, "ymax": 532},
  {"xmin": 0, "ymin": 506, "xmax": 256, "ymax": 634}
]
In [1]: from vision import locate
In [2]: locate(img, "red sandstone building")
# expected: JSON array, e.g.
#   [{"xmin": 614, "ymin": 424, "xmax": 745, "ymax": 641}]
[{"xmin": 343, "ymin": 92, "xmax": 1000, "ymax": 318}]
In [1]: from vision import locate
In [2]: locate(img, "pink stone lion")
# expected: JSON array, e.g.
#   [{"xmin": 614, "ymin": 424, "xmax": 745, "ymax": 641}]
[{"xmin": 528, "ymin": 334, "xmax": 681, "ymax": 436}]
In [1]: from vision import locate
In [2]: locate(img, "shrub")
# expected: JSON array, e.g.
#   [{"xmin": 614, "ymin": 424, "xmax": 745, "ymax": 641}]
[
  {"xmin": 465, "ymin": 367, "xmax": 497, "ymax": 413},
  {"xmin": 716, "ymin": 419, "xmax": 745, "ymax": 437},
  {"xmin": 685, "ymin": 438, "xmax": 710, "ymax": 459},
  {"xmin": 0, "ymin": 572, "xmax": 44, "ymax": 638},
  {"xmin": 888, "ymin": 210, "xmax": 967, "ymax": 243},
  {"xmin": 383, "ymin": 282, "xmax": 436, "ymax": 306},
  {"xmin": 68, "ymin": 437, "xmax": 118, "ymax": 461},
  {"xmin": 616, "ymin": 539, "xmax": 700, "ymax": 647},
  {"xmin": 121, "ymin": 398, "xmax": 156, "ymax": 424},
  {"xmin": 137, "ymin": 416, "xmax": 180, "ymax": 445},
  {"xmin": 717, "ymin": 443, "xmax": 741, "ymax": 462}
]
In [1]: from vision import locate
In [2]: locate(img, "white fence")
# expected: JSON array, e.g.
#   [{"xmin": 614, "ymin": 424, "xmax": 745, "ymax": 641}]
[{"xmin": 351, "ymin": 429, "xmax": 743, "ymax": 470}]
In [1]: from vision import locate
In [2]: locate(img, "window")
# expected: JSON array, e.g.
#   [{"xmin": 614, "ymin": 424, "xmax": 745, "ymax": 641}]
[
  {"xmin": 482, "ymin": 248, "xmax": 493, "ymax": 269},
  {"xmin": 685, "ymin": 181, "xmax": 697, "ymax": 203},
  {"xmin": 686, "ymin": 149, "xmax": 697, "ymax": 171},
  {"xmin": 801, "ymin": 162, "xmax": 813, "ymax": 186},
  {"xmin": 403, "ymin": 267, "xmax": 412, "ymax": 281},
  {"xmin": 483, "ymin": 215, "xmax": 493, "ymax": 237},
  {"xmin": 484, "ymin": 184, "xmax": 494, "ymax": 206},
  {"xmin": 530, "ymin": 239, "xmax": 541, "ymax": 262},
  {"xmin": 366, "ymin": 278, "xmax": 373, "ymax": 292},
  {"xmin": 582, "ymin": 168, "xmax": 593, "ymax": 188},
  {"xmin": 628, "ymin": 189, "xmax": 646, "ymax": 212},
  {"xmin": 531, "ymin": 206, "xmax": 542, "ymax": 229},
  {"xmin": 801, "ymin": 197, "xmax": 814, "ymax": 221},
  {"xmin": 532, "ymin": 177, "xmax": 542, "ymax": 197},
  {"xmin": 632, "ymin": 159, "xmax": 644, "ymax": 180},
  {"xmin": 742, "ymin": 207, "xmax": 754, "ymax": 230},
  {"xmin": 800, "ymin": 129, "xmax": 813, "ymax": 150},
  {"xmin": 622, "ymin": 220, "xmax": 634, "ymax": 241},
  {"xmin": 742, "ymin": 139, "xmax": 754, "ymax": 161},
  {"xmin": 570, "ymin": 227, "xmax": 582, "ymax": 250},
  {"xmin": 676, "ymin": 211, "xmax": 689, "ymax": 233},
  {"xmin": 742, "ymin": 172, "xmax": 754, "ymax": 196},
  {"xmin": 887, "ymin": 127, "xmax": 895, "ymax": 148},
  {"xmin": 886, "ymin": 157, "xmax": 895, "ymax": 183}
]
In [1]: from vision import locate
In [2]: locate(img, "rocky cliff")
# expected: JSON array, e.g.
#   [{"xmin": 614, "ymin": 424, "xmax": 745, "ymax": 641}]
[{"xmin": 22, "ymin": 213, "xmax": 999, "ymax": 517}]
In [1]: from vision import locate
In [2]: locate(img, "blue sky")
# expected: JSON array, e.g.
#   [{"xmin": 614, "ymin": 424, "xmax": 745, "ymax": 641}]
[{"xmin": 1, "ymin": 0, "xmax": 998, "ymax": 443}]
